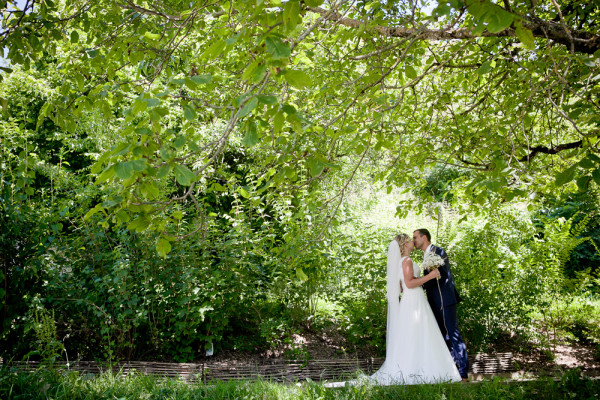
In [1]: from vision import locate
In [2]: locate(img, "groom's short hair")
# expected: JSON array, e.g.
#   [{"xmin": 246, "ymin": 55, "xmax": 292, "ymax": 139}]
[{"xmin": 415, "ymin": 228, "xmax": 431, "ymax": 242}]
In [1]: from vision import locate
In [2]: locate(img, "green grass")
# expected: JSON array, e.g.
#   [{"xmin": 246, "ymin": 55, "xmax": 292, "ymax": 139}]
[{"xmin": 1, "ymin": 367, "xmax": 598, "ymax": 400}]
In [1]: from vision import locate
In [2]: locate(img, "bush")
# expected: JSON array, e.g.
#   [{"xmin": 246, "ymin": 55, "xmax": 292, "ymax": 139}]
[{"xmin": 435, "ymin": 205, "xmax": 537, "ymax": 349}]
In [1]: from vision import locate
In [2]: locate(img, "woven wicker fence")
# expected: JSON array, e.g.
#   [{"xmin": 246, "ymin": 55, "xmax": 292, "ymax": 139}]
[{"xmin": 4, "ymin": 353, "xmax": 515, "ymax": 383}]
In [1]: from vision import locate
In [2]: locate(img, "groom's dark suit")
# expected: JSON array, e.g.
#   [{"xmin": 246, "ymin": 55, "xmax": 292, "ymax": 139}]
[{"xmin": 422, "ymin": 245, "xmax": 469, "ymax": 379}]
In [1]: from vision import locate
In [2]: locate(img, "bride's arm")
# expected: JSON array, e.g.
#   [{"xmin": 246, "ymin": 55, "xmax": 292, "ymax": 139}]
[{"xmin": 402, "ymin": 257, "xmax": 440, "ymax": 289}]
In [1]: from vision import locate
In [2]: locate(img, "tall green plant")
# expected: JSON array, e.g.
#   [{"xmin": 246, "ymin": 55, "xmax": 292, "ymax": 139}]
[
  {"xmin": 29, "ymin": 307, "xmax": 65, "ymax": 366},
  {"xmin": 524, "ymin": 213, "xmax": 594, "ymax": 353},
  {"xmin": 434, "ymin": 205, "xmax": 536, "ymax": 349}
]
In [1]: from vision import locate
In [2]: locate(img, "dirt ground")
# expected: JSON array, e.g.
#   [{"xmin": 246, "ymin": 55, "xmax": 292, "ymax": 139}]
[
  {"xmin": 202, "ymin": 329, "xmax": 600, "ymax": 374},
  {"xmin": 515, "ymin": 340, "xmax": 600, "ymax": 372}
]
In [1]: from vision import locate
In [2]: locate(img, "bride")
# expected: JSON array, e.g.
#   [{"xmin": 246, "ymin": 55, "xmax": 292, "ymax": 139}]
[{"xmin": 369, "ymin": 233, "xmax": 462, "ymax": 385}]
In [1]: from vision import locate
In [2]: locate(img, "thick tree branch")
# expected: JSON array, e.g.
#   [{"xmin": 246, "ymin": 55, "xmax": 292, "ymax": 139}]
[
  {"xmin": 459, "ymin": 157, "xmax": 490, "ymax": 170},
  {"xmin": 305, "ymin": 6, "xmax": 600, "ymax": 54},
  {"xmin": 518, "ymin": 140, "xmax": 583, "ymax": 162}
]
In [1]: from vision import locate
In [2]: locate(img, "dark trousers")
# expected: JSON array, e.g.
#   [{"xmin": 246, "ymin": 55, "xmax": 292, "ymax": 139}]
[{"xmin": 431, "ymin": 303, "xmax": 469, "ymax": 378}]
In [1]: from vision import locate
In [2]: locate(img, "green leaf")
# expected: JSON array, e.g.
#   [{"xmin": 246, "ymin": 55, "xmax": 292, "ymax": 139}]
[
  {"xmin": 188, "ymin": 140, "xmax": 200, "ymax": 152},
  {"xmin": 132, "ymin": 99, "xmax": 148, "ymax": 115},
  {"xmin": 284, "ymin": 166, "xmax": 296, "ymax": 179},
  {"xmin": 486, "ymin": 9, "xmax": 513, "ymax": 33},
  {"xmin": 156, "ymin": 237, "xmax": 172, "ymax": 258},
  {"xmin": 466, "ymin": 0, "xmax": 488, "ymax": 20},
  {"xmin": 476, "ymin": 60, "xmax": 493, "ymax": 75},
  {"xmin": 226, "ymin": 34, "xmax": 240, "ymax": 45},
  {"xmin": 183, "ymin": 105, "xmax": 197, "ymax": 121},
  {"xmin": 576, "ymin": 175, "xmax": 591, "ymax": 191},
  {"xmin": 174, "ymin": 165, "xmax": 195, "ymax": 186},
  {"xmin": 103, "ymin": 195, "xmax": 122, "ymax": 209},
  {"xmin": 251, "ymin": 64, "xmax": 268, "ymax": 83},
  {"xmin": 555, "ymin": 166, "xmax": 576, "ymax": 187},
  {"xmin": 238, "ymin": 187, "xmax": 250, "ymax": 198},
  {"xmin": 243, "ymin": 60, "xmax": 261, "ymax": 81},
  {"xmin": 144, "ymin": 31, "xmax": 161, "ymax": 40},
  {"xmin": 515, "ymin": 22, "xmax": 535, "ymax": 50},
  {"xmin": 141, "ymin": 182, "xmax": 160, "ymax": 199},
  {"xmin": 588, "ymin": 153, "xmax": 600, "ymax": 163},
  {"xmin": 144, "ymin": 98, "xmax": 160, "ymax": 107},
  {"xmin": 579, "ymin": 153, "xmax": 598, "ymax": 169},
  {"xmin": 287, "ymin": 113, "xmax": 302, "ymax": 132},
  {"xmin": 283, "ymin": 0, "xmax": 300, "ymax": 32},
  {"xmin": 184, "ymin": 77, "xmax": 198, "ymax": 89},
  {"xmin": 115, "ymin": 161, "xmax": 134, "ymax": 180},
  {"xmin": 257, "ymin": 95, "xmax": 278, "ymax": 105},
  {"xmin": 433, "ymin": 2, "xmax": 452, "ymax": 17},
  {"xmin": 282, "ymin": 104, "xmax": 297, "ymax": 114},
  {"xmin": 242, "ymin": 123, "xmax": 260, "ymax": 147},
  {"xmin": 284, "ymin": 70, "xmax": 311, "ymax": 89},
  {"xmin": 190, "ymin": 74, "xmax": 212, "ymax": 84},
  {"xmin": 296, "ymin": 267, "xmax": 308, "ymax": 281},
  {"xmin": 170, "ymin": 78, "xmax": 186, "ymax": 86},
  {"xmin": 304, "ymin": 0, "xmax": 324, "ymax": 5},
  {"xmin": 84, "ymin": 204, "xmax": 104, "ymax": 220},
  {"xmin": 128, "ymin": 216, "xmax": 150, "ymax": 232},
  {"xmin": 96, "ymin": 166, "xmax": 115, "ymax": 184},
  {"xmin": 112, "ymin": 142, "xmax": 130, "ymax": 156},
  {"xmin": 405, "ymin": 65, "xmax": 417, "ymax": 80},
  {"xmin": 592, "ymin": 168, "xmax": 600, "ymax": 185},
  {"xmin": 157, "ymin": 164, "xmax": 172, "ymax": 178},
  {"xmin": 238, "ymin": 97, "xmax": 258, "ymax": 117},
  {"xmin": 265, "ymin": 37, "xmax": 291, "ymax": 59},
  {"xmin": 91, "ymin": 161, "xmax": 103, "ymax": 175},
  {"xmin": 306, "ymin": 157, "xmax": 324, "ymax": 176},
  {"xmin": 485, "ymin": 180, "xmax": 502, "ymax": 192},
  {"xmin": 131, "ymin": 159, "xmax": 147, "ymax": 172},
  {"xmin": 116, "ymin": 209, "xmax": 130, "ymax": 223},
  {"xmin": 201, "ymin": 40, "xmax": 227, "ymax": 59},
  {"xmin": 70, "ymin": 30, "xmax": 79, "ymax": 44},
  {"xmin": 212, "ymin": 182, "xmax": 227, "ymax": 191},
  {"xmin": 579, "ymin": 158, "xmax": 595, "ymax": 169},
  {"xmin": 160, "ymin": 146, "xmax": 174, "ymax": 161},
  {"xmin": 273, "ymin": 111, "xmax": 285, "ymax": 133},
  {"xmin": 174, "ymin": 135, "xmax": 186, "ymax": 148}
]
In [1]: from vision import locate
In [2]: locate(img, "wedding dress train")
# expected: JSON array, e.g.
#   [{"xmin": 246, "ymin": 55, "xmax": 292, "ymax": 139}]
[{"xmin": 325, "ymin": 241, "xmax": 461, "ymax": 387}]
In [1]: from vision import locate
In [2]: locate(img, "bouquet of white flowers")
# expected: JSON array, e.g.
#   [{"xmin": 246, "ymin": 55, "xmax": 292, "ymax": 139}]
[{"xmin": 421, "ymin": 252, "xmax": 445, "ymax": 279}]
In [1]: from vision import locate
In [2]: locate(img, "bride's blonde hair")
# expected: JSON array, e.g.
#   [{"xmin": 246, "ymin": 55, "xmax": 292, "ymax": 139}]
[{"xmin": 394, "ymin": 233, "xmax": 411, "ymax": 254}]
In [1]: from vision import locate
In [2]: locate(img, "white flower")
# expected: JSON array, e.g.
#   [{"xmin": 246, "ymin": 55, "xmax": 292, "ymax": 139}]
[{"xmin": 421, "ymin": 252, "xmax": 445, "ymax": 270}]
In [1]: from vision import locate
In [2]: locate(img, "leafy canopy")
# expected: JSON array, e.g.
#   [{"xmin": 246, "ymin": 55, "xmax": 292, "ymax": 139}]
[{"xmin": 1, "ymin": 0, "xmax": 600, "ymax": 253}]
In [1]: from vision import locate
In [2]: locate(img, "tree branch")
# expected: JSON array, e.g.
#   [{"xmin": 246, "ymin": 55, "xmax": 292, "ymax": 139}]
[
  {"xmin": 518, "ymin": 140, "xmax": 583, "ymax": 162},
  {"xmin": 304, "ymin": 5, "xmax": 600, "ymax": 54}
]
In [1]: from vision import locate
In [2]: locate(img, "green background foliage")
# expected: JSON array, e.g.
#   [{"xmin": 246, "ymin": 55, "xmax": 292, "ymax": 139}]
[{"xmin": 1, "ymin": 0, "xmax": 600, "ymax": 364}]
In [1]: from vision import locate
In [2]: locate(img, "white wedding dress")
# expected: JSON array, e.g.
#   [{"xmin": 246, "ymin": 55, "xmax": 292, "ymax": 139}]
[{"xmin": 324, "ymin": 240, "xmax": 460, "ymax": 387}]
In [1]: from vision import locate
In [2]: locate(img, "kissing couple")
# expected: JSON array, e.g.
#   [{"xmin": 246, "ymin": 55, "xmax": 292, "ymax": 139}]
[
  {"xmin": 370, "ymin": 228, "xmax": 469, "ymax": 385},
  {"xmin": 325, "ymin": 229, "xmax": 468, "ymax": 387}
]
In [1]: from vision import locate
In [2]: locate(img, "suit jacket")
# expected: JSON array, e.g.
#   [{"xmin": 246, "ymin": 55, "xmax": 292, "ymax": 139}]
[{"xmin": 422, "ymin": 245, "xmax": 462, "ymax": 310}]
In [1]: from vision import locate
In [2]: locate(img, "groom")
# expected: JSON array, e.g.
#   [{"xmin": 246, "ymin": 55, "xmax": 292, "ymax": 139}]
[{"xmin": 413, "ymin": 229, "xmax": 469, "ymax": 381}]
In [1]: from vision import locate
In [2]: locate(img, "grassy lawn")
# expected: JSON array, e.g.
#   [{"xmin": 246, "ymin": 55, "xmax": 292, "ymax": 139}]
[{"xmin": 1, "ymin": 367, "xmax": 598, "ymax": 399}]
